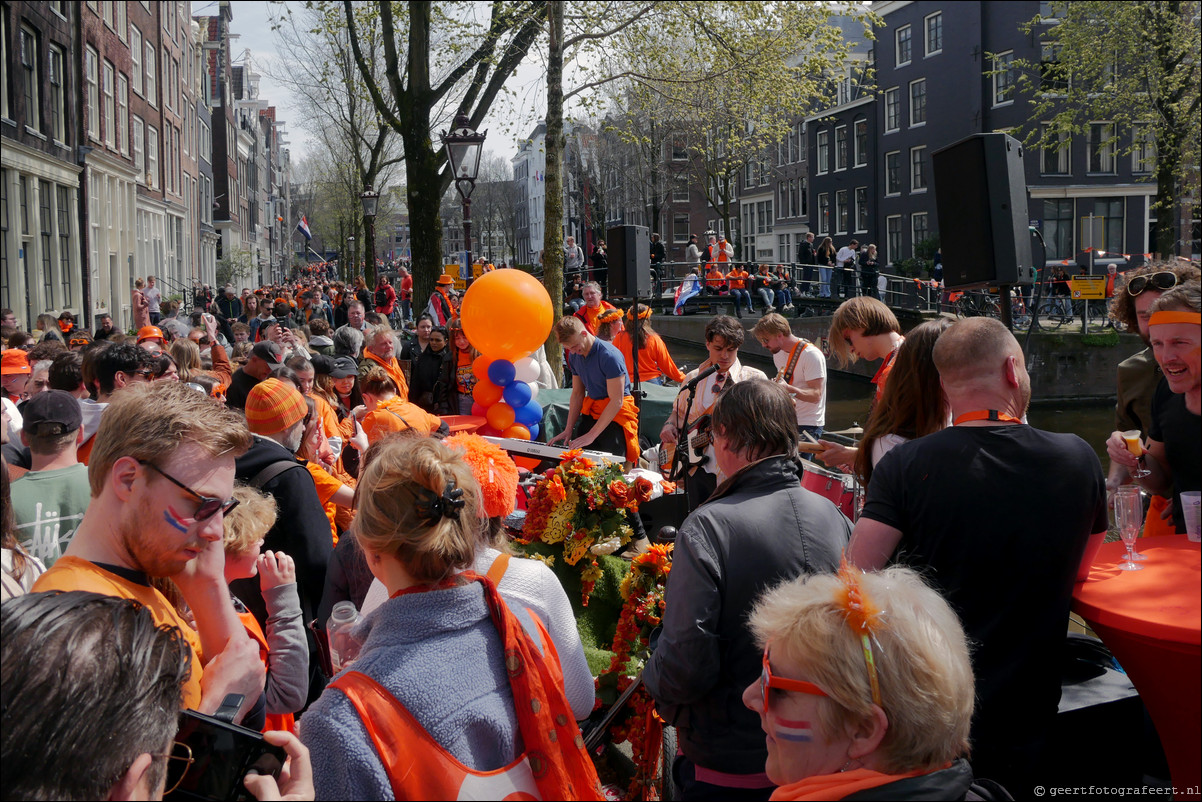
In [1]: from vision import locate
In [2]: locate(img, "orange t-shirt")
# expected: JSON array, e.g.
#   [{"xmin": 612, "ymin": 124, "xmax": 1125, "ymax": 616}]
[
  {"xmin": 33, "ymin": 556, "xmax": 204, "ymax": 710},
  {"xmin": 362, "ymin": 396, "xmax": 444, "ymax": 444},
  {"xmin": 306, "ymin": 461, "xmax": 345, "ymax": 546},
  {"xmin": 362, "ymin": 350, "xmax": 411, "ymax": 401},
  {"xmin": 706, "ymin": 269, "xmax": 726, "ymax": 288},
  {"xmin": 726, "ymin": 269, "xmax": 749, "ymax": 289},
  {"xmin": 612, "ymin": 330, "xmax": 686, "ymax": 384},
  {"xmin": 576, "ymin": 301, "xmax": 617, "ymax": 335}
]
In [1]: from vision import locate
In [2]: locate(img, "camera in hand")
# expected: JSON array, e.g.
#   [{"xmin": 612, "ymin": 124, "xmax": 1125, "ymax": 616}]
[{"xmin": 165, "ymin": 697, "xmax": 286, "ymax": 802}]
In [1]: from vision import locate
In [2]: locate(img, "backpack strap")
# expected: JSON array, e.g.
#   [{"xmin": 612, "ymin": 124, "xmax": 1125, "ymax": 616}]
[
  {"xmin": 485, "ymin": 553, "xmax": 511, "ymax": 586},
  {"xmin": 249, "ymin": 459, "xmax": 307, "ymax": 490}
]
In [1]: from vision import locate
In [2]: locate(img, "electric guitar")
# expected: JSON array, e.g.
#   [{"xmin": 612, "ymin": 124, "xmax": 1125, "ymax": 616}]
[{"xmin": 684, "ymin": 414, "xmax": 714, "ymax": 467}]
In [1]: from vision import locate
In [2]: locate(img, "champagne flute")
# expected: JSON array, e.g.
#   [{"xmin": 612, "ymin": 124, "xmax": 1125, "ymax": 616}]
[
  {"xmin": 1114, "ymin": 485, "xmax": 1144, "ymax": 571},
  {"xmin": 1120, "ymin": 430, "xmax": 1151, "ymax": 478}
]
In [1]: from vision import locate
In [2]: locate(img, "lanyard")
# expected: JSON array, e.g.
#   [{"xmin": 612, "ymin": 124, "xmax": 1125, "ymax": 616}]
[{"xmin": 953, "ymin": 409, "xmax": 1023, "ymax": 426}]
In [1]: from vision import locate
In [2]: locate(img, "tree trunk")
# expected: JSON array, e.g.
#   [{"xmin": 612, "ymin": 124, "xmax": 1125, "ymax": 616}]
[{"xmin": 543, "ymin": 2, "xmax": 565, "ymax": 382}]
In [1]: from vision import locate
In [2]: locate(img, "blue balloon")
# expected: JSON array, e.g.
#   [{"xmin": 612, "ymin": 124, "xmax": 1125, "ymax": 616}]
[
  {"xmin": 528, "ymin": 423, "xmax": 540, "ymax": 441},
  {"xmin": 514, "ymin": 399, "xmax": 543, "ymax": 427},
  {"xmin": 502, "ymin": 380, "xmax": 532, "ymax": 408},
  {"xmin": 487, "ymin": 359, "xmax": 516, "ymax": 387}
]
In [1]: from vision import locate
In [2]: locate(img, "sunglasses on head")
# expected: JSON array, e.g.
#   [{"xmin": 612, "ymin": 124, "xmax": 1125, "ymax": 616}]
[{"xmin": 1126, "ymin": 271, "xmax": 1178, "ymax": 297}]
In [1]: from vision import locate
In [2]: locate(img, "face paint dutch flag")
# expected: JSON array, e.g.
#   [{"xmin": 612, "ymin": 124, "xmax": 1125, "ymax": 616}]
[{"xmin": 773, "ymin": 718, "xmax": 815, "ymax": 742}]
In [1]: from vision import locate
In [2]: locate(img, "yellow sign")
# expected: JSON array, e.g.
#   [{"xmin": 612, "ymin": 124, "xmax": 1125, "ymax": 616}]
[{"xmin": 1070, "ymin": 276, "xmax": 1106, "ymax": 300}]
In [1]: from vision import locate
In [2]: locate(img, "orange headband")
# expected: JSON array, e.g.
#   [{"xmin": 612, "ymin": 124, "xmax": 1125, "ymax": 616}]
[
  {"xmin": 626, "ymin": 306, "xmax": 652, "ymax": 321},
  {"xmin": 597, "ymin": 309, "xmax": 622, "ymax": 324},
  {"xmin": 1149, "ymin": 310, "xmax": 1201, "ymax": 327}
]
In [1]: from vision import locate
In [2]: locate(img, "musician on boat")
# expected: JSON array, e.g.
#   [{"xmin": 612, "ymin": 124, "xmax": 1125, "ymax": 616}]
[
  {"xmin": 752, "ymin": 312, "xmax": 827, "ymax": 445},
  {"xmin": 660, "ymin": 315, "xmax": 767, "ymax": 509},
  {"xmin": 548, "ymin": 315, "xmax": 640, "ymax": 466}
]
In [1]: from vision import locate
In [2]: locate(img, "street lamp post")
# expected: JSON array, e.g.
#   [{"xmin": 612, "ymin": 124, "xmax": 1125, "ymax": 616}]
[
  {"xmin": 440, "ymin": 114, "xmax": 487, "ymax": 280},
  {"xmin": 360, "ymin": 186, "xmax": 380, "ymax": 288},
  {"xmin": 347, "ymin": 236, "xmax": 355, "ymax": 282}
]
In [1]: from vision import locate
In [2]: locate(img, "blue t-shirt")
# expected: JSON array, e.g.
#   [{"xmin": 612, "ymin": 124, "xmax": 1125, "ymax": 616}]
[{"xmin": 568, "ymin": 337, "xmax": 630, "ymax": 401}]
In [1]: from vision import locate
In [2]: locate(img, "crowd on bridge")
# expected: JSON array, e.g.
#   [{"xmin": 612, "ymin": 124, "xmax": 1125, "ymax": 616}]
[{"xmin": 0, "ymin": 253, "xmax": 1197, "ymax": 801}]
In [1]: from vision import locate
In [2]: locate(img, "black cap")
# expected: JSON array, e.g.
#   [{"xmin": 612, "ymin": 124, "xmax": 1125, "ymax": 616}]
[
  {"xmin": 310, "ymin": 353, "xmax": 335, "ymax": 375},
  {"xmin": 251, "ymin": 341, "xmax": 284, "ymax": 369},
  {"xmin": 330, "ymin": 356, "xmax": 359, "ymax": 379},
  {"xmin": 22, "ymin": 390, "xmax": 82, "ymax": 436}
]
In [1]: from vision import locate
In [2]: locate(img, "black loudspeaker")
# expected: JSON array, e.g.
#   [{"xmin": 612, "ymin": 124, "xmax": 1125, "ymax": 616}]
[
  {"xmin": 931, "ymin": 133, "xmax": 1032, "ymax": 289},
  {"xmin": 607, "ymin": 225, "xmax": 651, "ymax": 298}
]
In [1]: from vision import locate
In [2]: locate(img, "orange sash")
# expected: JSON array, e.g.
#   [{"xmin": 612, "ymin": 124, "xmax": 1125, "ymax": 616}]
[
  {"xmin": 329, "ymin": 574, "xmax": 603, "ymax": 801},
  {"xmin": 580, "ymin": 394, "xmax": 640, "ymax": 463},
  {"xmin": 362, "ymin": 350, "xmax": 411, "ymax": 401},
  {"xmin": 770, "ymin": 766, "xmax": 935, "ymax": 801},
  {"xmin": 236, "ymin": 609, "xmax": 297, "ymax": 734}
]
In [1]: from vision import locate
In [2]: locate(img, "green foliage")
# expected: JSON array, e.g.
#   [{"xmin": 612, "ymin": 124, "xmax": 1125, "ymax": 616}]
[
  {"xmin": 1082, "ymin": 329, "xmax": 1121, "ymax": 348},
  {"xmin": 1009, "ymin": 1, "xmax": 1200, "ymax": 257},
  {"xmin": 216, "ymin": 250, "xmax": 256, "ymax": 288}
]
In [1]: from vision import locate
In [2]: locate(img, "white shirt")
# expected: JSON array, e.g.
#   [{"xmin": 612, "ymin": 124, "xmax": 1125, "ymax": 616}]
[
  {"xmin": 773, "ymin": 340, "xmax": 826, "ymax": 427},
  {"xmin": 835, "ymin": 246, "xmax": 857, "ymax": 267}
]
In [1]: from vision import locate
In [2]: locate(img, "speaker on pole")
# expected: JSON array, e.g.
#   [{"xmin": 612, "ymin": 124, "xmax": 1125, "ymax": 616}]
[
  {"xmin": 931, "ymin": 133, "xmax": 1032, "ymax": 289},
  {"xmin": 606, "ymin": 225, "xmax": 651, "ymax": 298}
]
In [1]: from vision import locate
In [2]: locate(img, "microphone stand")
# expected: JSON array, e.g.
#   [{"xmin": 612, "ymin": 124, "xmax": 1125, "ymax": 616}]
[{"xmin": 666, "ymin": 374, "xmax": 701, "ymax": 484}]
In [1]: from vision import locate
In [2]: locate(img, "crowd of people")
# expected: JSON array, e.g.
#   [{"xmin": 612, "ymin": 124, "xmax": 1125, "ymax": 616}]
[{"xmin": 0, "ymin": 257, "xmax": 1198, "ymax": 801}]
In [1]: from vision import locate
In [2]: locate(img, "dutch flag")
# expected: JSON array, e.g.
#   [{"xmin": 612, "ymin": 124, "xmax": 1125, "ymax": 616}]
[
  {"xmin": 773, "ymin": 718, "xmax": 815, "ymax": 742},
  {"xmin": 296, "ymin": 215, "xmax": 312, "ymax": 242},
  {"xmin": 673, "ymin": 273, "xmax": 702, "ymax": 315}
]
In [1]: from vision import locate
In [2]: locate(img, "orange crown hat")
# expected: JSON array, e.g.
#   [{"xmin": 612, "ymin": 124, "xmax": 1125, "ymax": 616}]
[
  {"xmin": 443, "ymin": 432, "xmax": 519, "ymax": 519},
  {"xmin": 137, "ymin": 325, "xmax": 165, "ymax": 343},
  {"xmin": 597, "ymin": 308, "xmax": 623, "ymax": 325}
]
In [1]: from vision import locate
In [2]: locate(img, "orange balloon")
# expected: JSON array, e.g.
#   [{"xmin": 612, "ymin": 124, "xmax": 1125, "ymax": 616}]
[
  {"xmin": 486, "ymin": 402, "xmax": 517, "ymax": 432},
  {"xmin": 472, "ymin": 354, "xmax": 493, "ymax": 382},
  {"xmin": 472, "ymin": 378, "xmax": 503, "ymax": 407},
  {"xmin": 503, "ymin": 424, "xmax": 532, "ymax": 441},
  {"xmin": 461, "ymin": 270, "xmax": 553, "ymax": 360}
]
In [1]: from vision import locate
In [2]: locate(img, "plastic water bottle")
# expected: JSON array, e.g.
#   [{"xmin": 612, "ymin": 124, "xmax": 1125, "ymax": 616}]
[{"xmin": 327, "ymin": 601, "xmax": 363, "ymax": 674}]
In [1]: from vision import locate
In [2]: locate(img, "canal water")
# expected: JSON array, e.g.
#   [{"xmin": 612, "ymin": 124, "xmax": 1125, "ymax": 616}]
[{"xmin": 664, "ymin": 341, "xmax": 1116, "ymax": 463}]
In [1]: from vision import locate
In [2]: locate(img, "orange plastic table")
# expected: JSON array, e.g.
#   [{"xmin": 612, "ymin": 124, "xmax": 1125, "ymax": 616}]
[
  {"xmin": 1072, "ymin": 536, "xmax": 1201, "ymax": 800},
  {"xmin": 439, "ymin": 415, "xmax": 486, "ymax": 433}
]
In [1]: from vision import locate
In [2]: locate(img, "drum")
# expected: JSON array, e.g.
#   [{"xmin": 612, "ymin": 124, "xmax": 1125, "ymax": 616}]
[{"xmin": 800, "ymin": 461, "xmax": 857, "ymax": 520}]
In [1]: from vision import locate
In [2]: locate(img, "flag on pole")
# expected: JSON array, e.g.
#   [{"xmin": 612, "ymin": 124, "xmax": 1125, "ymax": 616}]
[
  {"xmin": 297, "ymin": 215, "xmax": 312, "ymax": 242},
  {"xmin": 673, "ymin": 274, "xmax": 702, "ymax": 315}
]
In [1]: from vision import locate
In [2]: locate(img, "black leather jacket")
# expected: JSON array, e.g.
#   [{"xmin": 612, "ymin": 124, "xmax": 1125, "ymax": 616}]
[{"xmin": 643, "ymin": 455, "xmax": 851, "ymax": 775}]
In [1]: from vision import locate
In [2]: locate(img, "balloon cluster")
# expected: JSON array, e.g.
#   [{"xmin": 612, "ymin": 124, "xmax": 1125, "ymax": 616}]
[{"xmin": 460, "ymin": 270, "xmax": 554, "ymax": 442}]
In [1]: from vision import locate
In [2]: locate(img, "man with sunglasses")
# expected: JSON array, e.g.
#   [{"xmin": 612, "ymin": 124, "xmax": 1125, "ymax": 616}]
[
  {"xmin": 645, "ymin": 380, "xmax": 847, "ymax": 800},
  {"xmin": 33, "ymin": 381, "xmax": 267, "ymax": 724},
  {"xmin": 1107, "ymin": 263, "xmax": 1201, "ymax": 509},
  {"xmin": 76, "ymin": 343, "xmax": 158, "ymax": 466}
]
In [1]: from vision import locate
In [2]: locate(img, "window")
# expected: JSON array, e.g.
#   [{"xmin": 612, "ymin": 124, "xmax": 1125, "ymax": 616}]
[
  {"xmin": 115, "ymin": 0, "xmax": 126, "ymax": 40},
  {"xmin": 885, "ymin": 151, "xmax": 901, "ymax": 196},
  {"xmin": 162, "ymin": 47, "xmax": 171, "ymax": 111},
  {"xmin": 0, "ymin": 12, "xmax": 9, "ymax": 121},
  {"xmin": 1042, "ymin": 199, "xmax": 1074, "ymax": 260},
  {"xmin": 912, "ymin": 212, "xmax": 929, "ymax": 252},
  {"xmin": 816, "ymin": 129, "xmax": 829, "ymax": 174},
  {"xmin": 854, "ymin": 119, "xmax": 868, "ymax": 166},
  {"xmin": 910, "ymin": 79, "xmax": 926, "ymax": 126},
  {"xmin": 85, "ymin": 47, "xmax": 99, "ymax": 141},
  {"xmin": 40, "ymin": 180, "xmax": 53, "ymax": 307},
  {"xmin": 131, "ymin": 26, "xmax": 142, "ymax": 94},
  {"xmin": 1083, "ymin": 198, "xmax": 1124, "ymax": 253},
  {"xmin": 992, "ymin": 51, "xmax": 1015, "ymax": 106},
  {"xmin": 836, "ymin": 190, "xmax": 849, "ymax": 234},
  {"xmin": 146, "ymin": 43, "xmax": 156, "ymax": 107},
  {"xmin": 673, "ymin": 214, "xmax": 690, "ymax": 244},
  {"xmin": 1040, "ymin": 43, "xmax": 1067, "ymax": 94},
  {"xmin": 19, "ymin": 25, "xmax": 39, "ymax": 132},
  {"xmin": 1087, "ymin": 122, "xmax": 1116, "ymax": 174},
  {"xmin": 671, "ymin": 139, "xmax": 687, "ymax": 161},
  {"xmin": 896, "ymin": 25, "xmax": 912, "ymax": 67},
  {"xmin": 818, "ymin": 193, "xmax": 830, "ymax": 235},
  {"xmin": 103, "ymin": 61, "xmax": 115, "ymax": 148},
  {"xmin": 148, "ymin": 125, "xmax": 159, "ymax": 188},
  {"xmin": 884, "ymin": 87, "xmax": 900, "ymax": 132},
  {"xmin": 57, "ymin": 185, "xmax": 71, "ymax": 306},
  {"xmin": 925, "ymin": 12, "xmax": 942, "ymax": 56},
  {"xmin": 800, "ymin": 177, "xmax": 808, "ymax": 218},
  {"xmin": 1132, "ymin": 124, "xmax": 1155, "ymax": 174},
  {"xmin": 132, "ymin": 115, "xmax": 145, "ymax": 177},
  {"xmin": 910, "ymin": 146, "xmax": 927, "ymax": 192},
  {"xmin": 102, "ymin": 1, "xmax": 113, "ymax": 27},
  {"xmin": 855, "ymin": 187, "xmax": 868, "ymax": 232},
  {"xmin": 887, "ymin": 216, "xmax": 902, "ymax": 264},
  {"xmin": 117, "ymin": 75, "xmax": 129, "ymax": 155},
  {"xmin": 48, "ymin": 46, "xmax": 65, "ymax": 142},
  {"xmin": 1040, "ymin": 124, "xmax": 1070, "ymax": 175},
  {"xmin": 835, "ymin": 125, "xmax": 848, "ymax": 170}
]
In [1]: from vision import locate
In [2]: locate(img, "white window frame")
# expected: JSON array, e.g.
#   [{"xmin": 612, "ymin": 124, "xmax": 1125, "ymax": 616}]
[
  {"xmin": 1087, "ymin": 122, "xmax": 1116, "ymax": 174},
  {"xmin": 835, "ymin": 124, "xmax": 848, "ymax": 171},
  {"xmin": 886, "ymin": 215, "xmax": 903, "ymax": 265},
  {"xmin": 854, "ymin": 119, "xmax": 868, "ymax": 167},
  {"xmin": 884, "ymin": 87, "xmax": 900, "ymax": 133},
  {"xmin": 19, "ymin": 24, "xmax": 40, "ymax": 134},
  {"xmin": 1131, "ymin": 123, "xmax": 1155, "ymax": 174},
  {"xmin": 925, "ymin": 12, "xmax": 942, "ymax": 56},
  {"xmin": 146, "ymin": 43, "xmax": 157, "ymax": 108},
  {"xmin": 48, "ymin": 45, "xmax": 66, "ymax": 143},
  {"xmin": 102, "ymin": 61, "xmax": 115, "ymax": 148},
  {"xmin": 816, "ymin": 129, "xmax": 829, "ymax": 174},
  {"xmin": 909, "ymin": 79, "xmax": 926, "ymax": 127},
  {"xmin": 85, "ymin": 46, "xmax": 99, "ymax": 141},
  {"xmin": 895, "ymin": 25, "xmax": 912, "ymax": 67},
  {"xmin": 910, "ymin": 146, "xmax": 927, "ymax": 193},
  {"xmin": 117, "ymin": 74, "xmax": 129, "ymax": 156},
  {"xmin": 835, "ymin": 189, "xmax": 849, "ymax": 235},
  {"xmin": 132, "ymin": 115, "xmax": 145, "ymax": 179},
  {"xmin": 912, "ymin": 212, "xmax": 930, "ymax": 253},
  {"xmin": 992, "ymin": 51, "xmax": 1015, "ymax": 107},
  {"xmin": 854, "ymin": 187, "xmax": 868, "ymax": 233},
  {"xmin": 131, "ymin": 26, "xmax": 142, "ymax": 95},
  {"xmin": 1040, "ymin": 124, "xmax": 1070, "ymax": 176},
  {"xmin": 817, "ymin": 193, "xmax": 831, "ymax": 236},
  {"xmin": 884, "ymin": 151, "xmax": 901, "ymax": 197}
]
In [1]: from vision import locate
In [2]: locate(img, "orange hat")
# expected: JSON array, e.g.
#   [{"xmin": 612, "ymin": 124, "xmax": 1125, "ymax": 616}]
[
  {"xmin": 137, "ymin": 325, "xmax": 165, "ymax": 343},
  {"xmin": 436, "ymin": 274, "xmax": 455, "ymax": 286},
  {"xmin": 597, "ymin": 308, "xmax": 623, "ymax": 324},
  {"xmin": 443, "ymin": 433, "xmax": 518, "ymax": 518},
  {"xmin": 245, "ymin": 378, "xmax": 307, "ymax": 437},
  {"xmin": 2, "ymin": 349, "xmax": 31, "ymax": 375}
]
